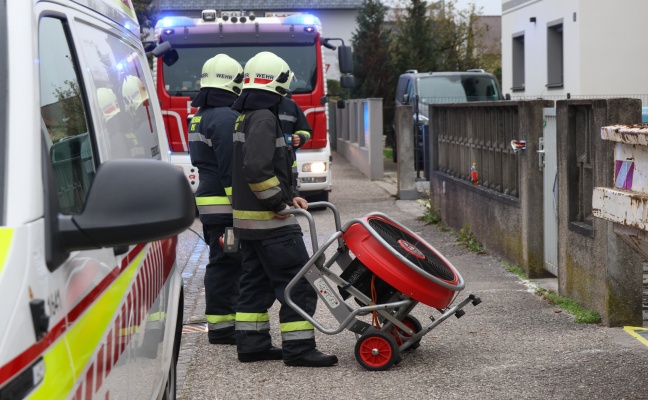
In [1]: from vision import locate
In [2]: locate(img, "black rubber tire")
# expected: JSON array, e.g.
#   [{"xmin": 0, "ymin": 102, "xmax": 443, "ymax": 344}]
[
  {"xmin": 393, "ymin": 315, "xmax": 423, "ymax": 351},
  {"xmin": 354, "ymin": 330, "xmax": 401, "ymax": 371}
]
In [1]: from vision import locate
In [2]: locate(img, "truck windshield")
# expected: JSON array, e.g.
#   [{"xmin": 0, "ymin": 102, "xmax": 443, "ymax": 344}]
[
  {"xmin": 162, "ymin": 44, "xmax": 317, "ymax": 97},
  {"xmin": 418, "ymin": 75, "xmax": 501, "ymax": 104}
]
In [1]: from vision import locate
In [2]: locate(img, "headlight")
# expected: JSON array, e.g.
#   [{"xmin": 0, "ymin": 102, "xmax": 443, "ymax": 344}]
[{"xmin": 302, "ymin": 162, "xmax": 327, "ymax": 173}]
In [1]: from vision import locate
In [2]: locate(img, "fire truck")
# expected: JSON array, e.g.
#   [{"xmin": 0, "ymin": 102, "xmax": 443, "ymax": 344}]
[{"xmin": 152, "ymin": 10, "xmax": 354, "ymax": 202}]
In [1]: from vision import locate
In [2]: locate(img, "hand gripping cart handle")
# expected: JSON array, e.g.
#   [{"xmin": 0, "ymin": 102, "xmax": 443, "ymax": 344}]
[{"xmin": 280, "ymin": 202, "xmax": 482, "ymax": 371}]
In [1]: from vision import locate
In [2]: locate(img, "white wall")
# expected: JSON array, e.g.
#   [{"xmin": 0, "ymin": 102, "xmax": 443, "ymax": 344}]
[
  {"xmin": 579, "ymin": 0, "xmax": 648, "ymax": 96},
  {"xmin": 501, "ymin": 0, "xmax": 581, "ymax": 97},
  {"xmin": 502, "ymin": 0, "xmax": 648, "ymax": 99}
]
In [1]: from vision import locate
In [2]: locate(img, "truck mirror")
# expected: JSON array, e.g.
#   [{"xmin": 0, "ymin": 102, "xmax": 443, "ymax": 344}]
[
  {"xmin": 340, "ymin": 74, "xmax": 355, "ymax": 89},
  {"xmin": 338, "ymin": 45, "xmax": 353, "ymax": 74},
  {"xmin": 162, "ymin": 49, "xmax": 179, "ymax": 67},
  {"xmin": 151, "ymin": 41, "xmax": 172, "ymax": 57},
  {"xmin": 320, "ymin": 96, "xmax": 328, "ymax": 105},
  {"xmin": 337, "ymin": 99, "xmax": 345, "ymax": 109},
  {"xmin": 403, "ymin": 93, "xmax": 409, "ymax": 104}
]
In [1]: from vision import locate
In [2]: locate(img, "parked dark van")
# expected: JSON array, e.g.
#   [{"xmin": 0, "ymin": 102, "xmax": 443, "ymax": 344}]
[{"xmin": 393, "ymin": 69, "xmax": 506, "ymax": 165}]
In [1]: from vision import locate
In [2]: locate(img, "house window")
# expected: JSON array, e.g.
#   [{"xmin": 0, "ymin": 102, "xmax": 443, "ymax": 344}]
[
  {"xmin": 512, "ymin": 32, "xmax": 525, "ymax": 91},
  {"xmin": 547, "ymin": 20, "xmax": 564, "ymax": 88}
]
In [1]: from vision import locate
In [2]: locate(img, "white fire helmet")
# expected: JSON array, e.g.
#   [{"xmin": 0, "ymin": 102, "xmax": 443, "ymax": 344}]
[
  {"xmin": 97, "ymin": 87, "xmax": 120, "ymax": 122},
  {"xmin": 200, "ymin": 54, "xmax": 244, "ymax": 95},
  {"xmin": 242, "ymin": 51, "xmax": 291, "ymax": 96},
  {"xmin": 122, "ymin": 75, "xmax": 149, "ymax": 111}
]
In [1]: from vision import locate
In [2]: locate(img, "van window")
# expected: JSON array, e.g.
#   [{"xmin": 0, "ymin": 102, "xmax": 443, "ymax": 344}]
[
  {"xmin": 418, "ymin": 75, "xmax": 501, "ymax": 104},
  {"xmin": 75, "ymin": 21, "xmax": 161, "ymax": 161},
  {"xmin": 39, "ymin": 17, "xmax": 95, "ymax": 215}
]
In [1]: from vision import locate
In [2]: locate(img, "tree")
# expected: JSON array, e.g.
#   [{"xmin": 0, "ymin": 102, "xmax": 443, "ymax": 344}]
[
  {"xmin": 351, "ymin": 0, "xmax": 398, "ymax": 145},
  {"xmin": 391, "ymin": 0, "xmax": 437, "ymax": 74},
  {"xmin": 429, "ymin": 1, "xmax": 481, "ymax": 71},
  {"xmin": 132, "ymin": 0, "xmax": 159, "ymax": 40},
  {"xmin": 390, "ymin": 0, "xmax": 500, "ymax": 76}
]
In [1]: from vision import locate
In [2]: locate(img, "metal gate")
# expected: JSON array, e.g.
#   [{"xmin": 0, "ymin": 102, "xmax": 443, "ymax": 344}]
[{"xmin": 541, "ymin": 108, "xmax": 558, "ymax": 276}]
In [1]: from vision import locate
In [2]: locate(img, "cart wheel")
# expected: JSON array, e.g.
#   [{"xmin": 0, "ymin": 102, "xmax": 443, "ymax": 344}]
[
  {"xmin": 392, "ymin": 315, "xmax": 423, "ymax": 351},
  {"xmin": 354, "ymin": 331, "xmax": 401, "ymax": 371}
]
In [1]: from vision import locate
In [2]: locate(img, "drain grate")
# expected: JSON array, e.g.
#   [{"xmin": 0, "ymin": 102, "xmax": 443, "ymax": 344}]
[{"xmin": 182, "ymin": 322, "xmax": 207, "ymax": 334}]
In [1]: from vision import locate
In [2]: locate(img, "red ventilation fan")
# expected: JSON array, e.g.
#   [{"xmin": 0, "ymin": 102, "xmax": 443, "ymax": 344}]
[{"xmin": 283, "ymin": 204, "xmax": 481, "ymax": 371}]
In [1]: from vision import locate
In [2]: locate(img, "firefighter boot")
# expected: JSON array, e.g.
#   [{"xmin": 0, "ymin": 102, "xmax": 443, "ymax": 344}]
[
  {"xmin": 238, "ymin": 346, "xmax": 283, "ymax": 363},
  {"xmin": 284, "ymin": 349, "xmax": 338, "ymax": 368}
]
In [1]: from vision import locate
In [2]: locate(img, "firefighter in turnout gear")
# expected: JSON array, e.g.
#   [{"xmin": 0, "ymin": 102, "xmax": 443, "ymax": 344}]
[
  {"xmin": 230, "ymin": 51, "xmax": 338, "ymax": 367},
  {"xmin": 278, "ymin": 94, "xmax": 311, "ymax": 192},
  {"xmin": 188, "ymin": 54, "xmax": 244, "ymax": 345}
]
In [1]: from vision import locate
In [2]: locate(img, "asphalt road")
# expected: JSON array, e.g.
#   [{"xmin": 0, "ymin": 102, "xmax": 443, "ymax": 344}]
[{"xmin": 175, "ymin": 152, "xmax": 648, "ymax": 400}]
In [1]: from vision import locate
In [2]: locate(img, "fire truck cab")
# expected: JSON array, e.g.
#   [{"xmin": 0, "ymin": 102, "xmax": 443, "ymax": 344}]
[{"xmin": 153, "ymin": 11, "xmax": 354, "ymax": 202}]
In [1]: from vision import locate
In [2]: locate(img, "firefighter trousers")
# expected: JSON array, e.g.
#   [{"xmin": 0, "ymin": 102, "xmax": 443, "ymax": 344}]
[
  {"xmin": 235, "ymin": 232, "xmax": 317, "ymax": 361},
  {"xmin": 203, "ymin": 223, "xmax": 241, "ymax": 340}
]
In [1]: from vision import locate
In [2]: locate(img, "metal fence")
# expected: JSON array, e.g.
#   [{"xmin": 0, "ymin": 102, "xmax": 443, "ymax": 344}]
[
  {"xmin": 433, "ymin": 104, "xmax": 521, "ymax": 197},
  {"xmin": 512, "ymin": 93, "xmax": 648, "ymax": 106}
]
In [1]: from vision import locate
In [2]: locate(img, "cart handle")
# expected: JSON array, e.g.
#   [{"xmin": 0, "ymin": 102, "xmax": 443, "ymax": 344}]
[{"xmin": 277, "ymin": 201, "xmax": 343, "ymax": 253}]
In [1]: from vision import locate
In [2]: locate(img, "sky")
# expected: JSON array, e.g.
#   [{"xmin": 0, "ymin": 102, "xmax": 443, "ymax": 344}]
[{"xmin": 453, "ymin": 0, "xmax": 502, "ymax": 16}]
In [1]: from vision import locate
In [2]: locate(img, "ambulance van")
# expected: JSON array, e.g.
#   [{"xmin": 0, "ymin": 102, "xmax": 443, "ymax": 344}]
[{"xmin": 0, "ymin": 1, "xmax": 195, "ymax": 399}]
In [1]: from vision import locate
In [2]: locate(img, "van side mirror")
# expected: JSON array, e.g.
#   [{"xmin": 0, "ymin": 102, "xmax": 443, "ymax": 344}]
[
  {"xmin": 57, "ymin": 159, "xmax": 195, "ymax": 252},
  {"xmin": 338, "ymin": 45, "xmax": 353, "ymax": 74},
  {"xmin": 505, "ymin": 93, "xmax": 511, "ymax": 100},
  {"xmin": 403, "ymin": 93, "xmax": 410, "ymax": 104},
  {"xmin": 340, "ymin": 75, "xmax": 355, "ymax": 89}
]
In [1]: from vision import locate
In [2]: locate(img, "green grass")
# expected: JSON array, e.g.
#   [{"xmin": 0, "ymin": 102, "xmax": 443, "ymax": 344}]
[
  {"xmin": 503, "ymin": 261, "xmax": 526, "ymax": 279},
  {"xmin": 536, "ymin": 287, "xmax": 602, "ymax": 324},
  {"xmin": 502, "ymin": 262, "xmax": 601, "ymax": 324},
  {"xmin": 456, "ymin": 224, "xmax": 485, "ymax": 254},
  {"xmin": 417, "ymin": 193, "xmax": 442, "ymax": 225},
  {"xmin": 383, "ymin": 147, "xmax": 393, "ymax": 160}
]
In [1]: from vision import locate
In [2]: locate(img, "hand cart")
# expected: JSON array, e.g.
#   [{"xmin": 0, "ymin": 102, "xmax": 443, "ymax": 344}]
[{"xmin": 282, "ymin": 202, "xmax": 481, "ymax": 371}]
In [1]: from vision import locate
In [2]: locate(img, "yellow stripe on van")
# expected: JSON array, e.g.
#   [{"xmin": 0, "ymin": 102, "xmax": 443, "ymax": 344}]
[
  {"xmin": 30, "ymin": 249, "xmax": 146, "ymax": 398},
  {"xmin": 0, "ymin": 228, "xmax": 14, "ymax": 277}
]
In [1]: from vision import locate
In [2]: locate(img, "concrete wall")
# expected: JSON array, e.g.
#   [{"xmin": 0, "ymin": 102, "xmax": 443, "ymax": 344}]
[
  {"xmin": 556, "ymin": 98, "xmax": 644, "ymax": 326},
  {"xmin": 430, "ymin": 100, "xmax": 551, "ymax": 278},
  {"xmin": 332, "ymin": 99, "xmax": 384, "ymax": 180},
  {"xmin": 420, "ymin": 96, "xmax": 645, "ymax": 325}
]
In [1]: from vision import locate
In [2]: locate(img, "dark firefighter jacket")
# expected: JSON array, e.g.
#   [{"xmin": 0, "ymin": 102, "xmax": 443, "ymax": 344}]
[
  {"xmin": 231, "ymin": 97, "xmax": 301, "ymax": 240},
  {"xmin": 278, "ymin": 97, "xmax": 312, "ymax": 153},
  {"xmin": 188, "ymin": 89, "xmax": 239, "ymax": 225}
]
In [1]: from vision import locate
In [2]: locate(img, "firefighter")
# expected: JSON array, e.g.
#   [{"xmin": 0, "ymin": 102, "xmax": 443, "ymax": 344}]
[
  {"xmin": 97, "ymin": 87, "xmax": 144, "ymax": 159},
  {"xmin": 230, "ymin": 51, "xmax": 338, "ymax": 367},
  {"xmin": 187, "ymin": 54, "xmax": 244, "ymax": 345},
  {"xmin": 278, "ymin": 93, "xmax": 311, "ymax": 192}
]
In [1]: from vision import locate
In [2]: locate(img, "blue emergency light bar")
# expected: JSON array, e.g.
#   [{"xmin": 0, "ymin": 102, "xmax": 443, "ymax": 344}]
[
  {"xmin": 282, "ymin": 14, "xmax": 319, "ymax": 27},
  {"xmin": 157, "ymin": 16, "xmax": 196, "ymax": 28}
]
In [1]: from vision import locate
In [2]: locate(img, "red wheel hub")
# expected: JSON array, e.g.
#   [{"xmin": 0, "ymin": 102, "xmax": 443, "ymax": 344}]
[{"xmin": 358, "ymin": 336, "xmax": 393, "ymax": 367}]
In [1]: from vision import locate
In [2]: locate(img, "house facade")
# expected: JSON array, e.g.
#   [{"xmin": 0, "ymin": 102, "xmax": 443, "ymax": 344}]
[
  {"xmin": 501, "ymin": 0, "xmax": 648, "ymax": 102},
  {"xmin": 156, "ymin": 0, "xmax": 363, "ymax": 80}
]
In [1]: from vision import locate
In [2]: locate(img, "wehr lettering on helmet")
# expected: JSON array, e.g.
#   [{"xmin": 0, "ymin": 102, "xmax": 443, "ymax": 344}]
[
  {"xmin": 215, "ymin": 73, "xmax": 234, "ymax": 80},
  {"xmin": 254, "ymin": 73, "xmax": 274, "ymax": 84}
]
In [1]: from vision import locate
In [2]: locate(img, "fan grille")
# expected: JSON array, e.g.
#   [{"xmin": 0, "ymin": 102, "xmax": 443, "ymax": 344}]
[{"xmin": 368, "ymin": 218, "xmax": 456, "ymax": 282}]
